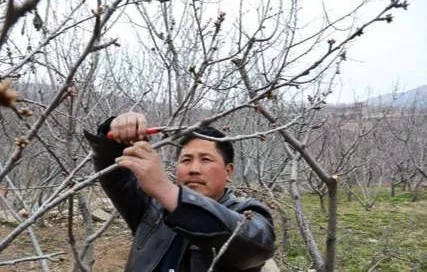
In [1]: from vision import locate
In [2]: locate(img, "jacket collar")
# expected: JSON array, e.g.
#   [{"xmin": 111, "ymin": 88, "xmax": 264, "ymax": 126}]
[{"xmin": 218, "ymin": 187, "xmax": 237, "ymax": 206}]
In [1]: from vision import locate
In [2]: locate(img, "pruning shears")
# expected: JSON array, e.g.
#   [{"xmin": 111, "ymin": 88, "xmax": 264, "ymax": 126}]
[{"xmin": 106, "ymin": 126, "xmax": 187, "ymax": 140}]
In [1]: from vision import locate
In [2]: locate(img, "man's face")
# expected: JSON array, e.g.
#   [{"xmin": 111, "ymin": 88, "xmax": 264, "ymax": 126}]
[{"xmin": 176, "ymin": 139, "xmax": 234, "ymax": 200}]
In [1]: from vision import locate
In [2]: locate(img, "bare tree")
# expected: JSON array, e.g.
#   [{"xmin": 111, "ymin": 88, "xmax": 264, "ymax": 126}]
[
  {"xmin": 0, "ymin": 0, "xmax": 410, "ymax": 271},
  {"xmin": 383, "ymin": 96, "xmax": 427, "ymax": 202}
]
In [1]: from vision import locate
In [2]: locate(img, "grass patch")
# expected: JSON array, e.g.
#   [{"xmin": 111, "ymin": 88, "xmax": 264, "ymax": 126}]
[{"xmin": 273, "ymin": 187, "xmax": 427, "ymax": 271}]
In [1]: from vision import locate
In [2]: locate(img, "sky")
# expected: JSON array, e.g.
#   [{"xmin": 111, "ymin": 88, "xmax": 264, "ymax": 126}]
[
  {"xmin": 99, "ymin": 0, "xmax": 427, "ymax": 104},
  {"xmin": 321, "ymin": 0, "xmax": 427, "ymax": 103},
  {"xmin": 138, "ymin": 0, "xmax": 427, "ymax": 104}
]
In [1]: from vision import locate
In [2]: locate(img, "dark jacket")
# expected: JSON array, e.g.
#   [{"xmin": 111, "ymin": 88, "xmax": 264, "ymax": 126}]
[{"xmin": 85, "ymin": 129, "xmax": 275, "ymax": 272}]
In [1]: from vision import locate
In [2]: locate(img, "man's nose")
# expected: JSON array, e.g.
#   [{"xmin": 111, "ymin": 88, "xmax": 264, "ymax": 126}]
[{"xmin": 189, "ymin": 160, "xmax": 201, "ymax": 174}]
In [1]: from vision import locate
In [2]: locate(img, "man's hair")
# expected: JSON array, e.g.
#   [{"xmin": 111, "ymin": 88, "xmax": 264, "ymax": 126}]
[{"xmin": 177, "ymin": 126, "xmax": 234, "ymax": 164}]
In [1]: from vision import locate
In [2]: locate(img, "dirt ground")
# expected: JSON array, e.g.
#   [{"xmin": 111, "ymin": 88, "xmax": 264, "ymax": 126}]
[{"xmin": 0, "ymin": 217, "xmax": 132, "ymax": 272}]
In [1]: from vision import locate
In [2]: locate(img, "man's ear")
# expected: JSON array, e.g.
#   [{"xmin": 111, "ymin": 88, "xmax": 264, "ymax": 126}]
[{"xmin": 225, "ymin": 163, "xmax": 234, "ymax": 183}]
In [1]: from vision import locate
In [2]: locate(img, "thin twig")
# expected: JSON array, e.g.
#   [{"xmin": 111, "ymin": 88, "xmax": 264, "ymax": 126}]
[
  {"xmin": 80, "ymin": 211, "xmax": 119, "ymax": 258},
  {"xmin": 0, "ymin": 251, "xmax": 65, "ymax": 266},
  {"xmin": 207, "ymin": 219, "xmax": 246, "ymax": 272}
]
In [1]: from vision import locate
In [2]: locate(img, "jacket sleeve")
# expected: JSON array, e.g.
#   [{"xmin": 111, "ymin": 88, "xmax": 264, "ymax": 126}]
[
  {"xmin": 164, "ymin": 187, "xmax": 275, "ymax": 270},
  {"xmin": 84, "ymin": 118, "xmax": 150, "ymax": 234}
]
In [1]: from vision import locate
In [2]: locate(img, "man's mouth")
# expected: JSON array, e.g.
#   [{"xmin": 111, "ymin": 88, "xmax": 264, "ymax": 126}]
[{"xmin": 184, "ymin": 180, "xmax": 205, "ymax": 186}]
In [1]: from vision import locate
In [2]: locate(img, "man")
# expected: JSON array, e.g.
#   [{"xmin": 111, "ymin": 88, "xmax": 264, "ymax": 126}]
[{"xmin": 85, "ymin": 112, "xmax": 275, "ymax": 272}]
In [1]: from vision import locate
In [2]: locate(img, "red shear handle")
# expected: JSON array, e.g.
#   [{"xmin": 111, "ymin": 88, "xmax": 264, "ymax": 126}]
[
  {"xmin": 106, "ymin": 127, "xmax": 162, "ymax": 140},
  {"xmin": 146, "ymin": 127, "xmax": 162, "ymax": 134}
]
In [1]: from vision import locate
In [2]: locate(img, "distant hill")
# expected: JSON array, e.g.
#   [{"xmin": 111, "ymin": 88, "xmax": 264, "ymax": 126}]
[{"xmin": 366, "ymin": 85, "xmax": 427, "ymax": 108}]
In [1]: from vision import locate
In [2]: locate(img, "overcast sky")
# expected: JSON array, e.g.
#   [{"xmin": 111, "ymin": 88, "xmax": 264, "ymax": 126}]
[
  {"xmin": 111, "ymin": 0, "xmax": 426, "ymax": 104},
  {"xmin": 323, "ymin": 0, "xmax": 427, "ymax": 103}
]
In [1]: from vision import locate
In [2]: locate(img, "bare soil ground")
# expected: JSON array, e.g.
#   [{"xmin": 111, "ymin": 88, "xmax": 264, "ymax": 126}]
[{"xmin": 0, "ymin": 217, "xmax": 132, "ymax": 272}]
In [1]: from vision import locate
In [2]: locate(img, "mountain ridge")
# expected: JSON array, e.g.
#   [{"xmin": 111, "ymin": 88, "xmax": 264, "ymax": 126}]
[{"xmin": 365, "ymin": 85, "xmax": 427, "ymax": 108}]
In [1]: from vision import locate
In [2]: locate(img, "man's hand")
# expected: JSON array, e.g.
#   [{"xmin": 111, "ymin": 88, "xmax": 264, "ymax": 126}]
[
  {"xmin": 109, "ymin": 112, "xmax": 148, "ymax": 144},
  {"xmin": 115, "ymin": 141, "xmax": 179, "ymax": 212}
]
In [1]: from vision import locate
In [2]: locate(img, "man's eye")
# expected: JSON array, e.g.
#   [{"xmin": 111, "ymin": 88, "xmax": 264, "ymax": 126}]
[
  {"xmin": 181, "ymin": 158, "xmax": 191, "ymax": 163},
  {"xmin": 201, "ymin": 157, "xmax": 212, "ymax": 162}
]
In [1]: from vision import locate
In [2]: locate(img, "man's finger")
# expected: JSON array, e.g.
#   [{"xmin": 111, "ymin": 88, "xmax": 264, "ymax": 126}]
[{"xmin": 136, "ymin": 115, "xmax": 147, "ymax": 140}]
